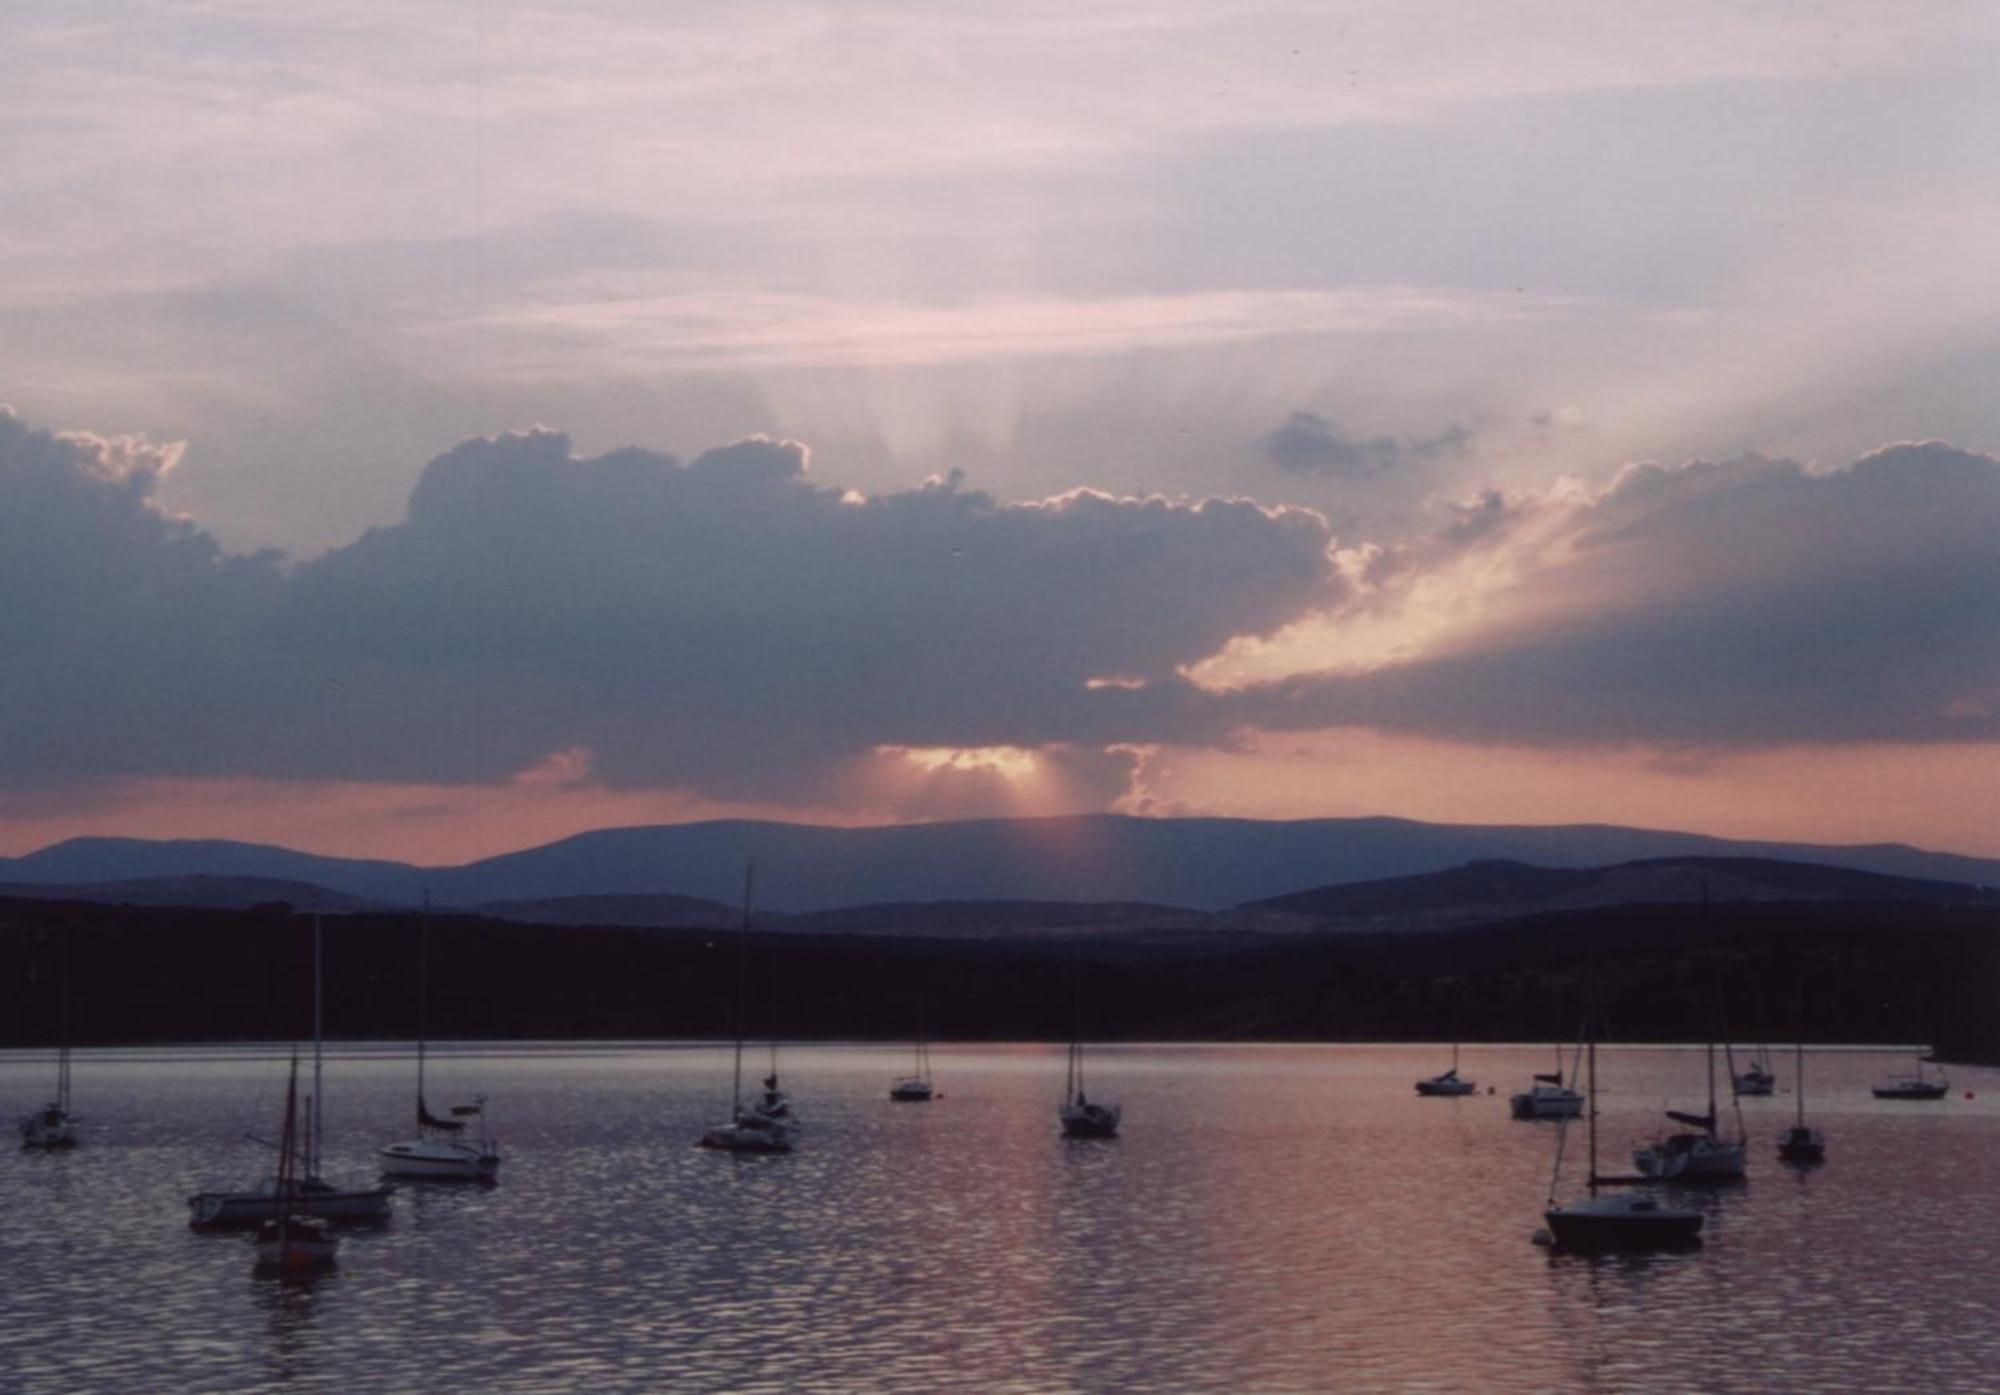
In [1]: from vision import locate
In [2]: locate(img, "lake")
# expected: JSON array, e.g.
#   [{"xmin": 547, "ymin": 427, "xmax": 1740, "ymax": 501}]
[{"xmin": 4, "ymin": 1042, "xmax": 1997, "ymax": 1393}]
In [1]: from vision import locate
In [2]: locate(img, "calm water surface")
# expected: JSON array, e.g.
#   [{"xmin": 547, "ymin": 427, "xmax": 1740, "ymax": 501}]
[{"xmin": 4, "ymin": 1043, "xmax": 1997, "ymax": 1394}]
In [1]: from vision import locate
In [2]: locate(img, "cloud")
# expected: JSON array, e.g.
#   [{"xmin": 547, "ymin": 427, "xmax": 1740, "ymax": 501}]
[
  {"xmin": 1261, "ymin": 411, "xmax": 1471, "ymax": 477},
  {"xmin": 3, "ymin": 407, "xmax": 1995, "ymax": 824},
  {"xmin": 1227, "ymin": 443, "xmax": 2000, "ymax": 747},
  {"xmin": 0, "ymin": 413, "xmax": 1336, "ymax": 807}
]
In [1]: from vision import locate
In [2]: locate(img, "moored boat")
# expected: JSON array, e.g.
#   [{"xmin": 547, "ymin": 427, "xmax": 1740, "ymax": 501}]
[
  {"xmin": 190, "ymin": 909, "xmax": 393, "ymax": 1228},
  {"xmin": 700, "ymin": 865, "xmax": 796, "ymax": 1154},
  {"xmin": 379, "ymin": 902, "xmax": 501, "ymax": 1182}
]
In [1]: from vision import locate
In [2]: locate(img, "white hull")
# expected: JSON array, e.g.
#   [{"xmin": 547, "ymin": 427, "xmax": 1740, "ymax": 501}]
[
  {"xmin": 1510, "ymin": 1087, "xmax": 1584, "ymax": 1119},
  {"xmin": 1634, "ymin": 1135, "xmax": 1746, "ymax": 1181},
  {"xmin": 379, "ymin": 1139, "xmax": 500, "ymax": 1180}
]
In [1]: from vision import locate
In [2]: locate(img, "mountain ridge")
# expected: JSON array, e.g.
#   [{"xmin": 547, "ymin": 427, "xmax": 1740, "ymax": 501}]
[{"xmin": 4, "ymin": 814, "xmax": 1997, "ymax": 913}]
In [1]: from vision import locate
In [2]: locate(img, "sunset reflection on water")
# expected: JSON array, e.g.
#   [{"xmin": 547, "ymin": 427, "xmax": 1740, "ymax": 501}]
[{"xmin": 1, "ymin": 1042, "xmax": 1996, "ymax": 1393}]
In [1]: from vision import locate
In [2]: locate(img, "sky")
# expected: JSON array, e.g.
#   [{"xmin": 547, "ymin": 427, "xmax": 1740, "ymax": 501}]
[{"xmin": 2, "ymin": 1, "xmax": 1997, "ymax": 862}]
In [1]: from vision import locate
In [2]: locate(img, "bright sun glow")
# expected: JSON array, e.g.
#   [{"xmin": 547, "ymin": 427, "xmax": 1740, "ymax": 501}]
[{"xmin": 877, "ymin": 745, "xmax": 1040, "ymax": 780}]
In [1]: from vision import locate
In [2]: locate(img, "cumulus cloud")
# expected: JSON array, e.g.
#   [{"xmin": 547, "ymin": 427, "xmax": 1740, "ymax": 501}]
[
  {"xmin": 3, "ymin": 406, "xmax": 1994, "ymax": 818},
  {"xmin": 1261, "ymin": 410, "xmax": 1470, "ymax": 477},
  {"xmin": 1232, "ymin": 443, "xmax": 2000, "ymax": 747},
  {"xmin": 0, "ymin": 412, "xmax": 1337, "ymax": 806}
]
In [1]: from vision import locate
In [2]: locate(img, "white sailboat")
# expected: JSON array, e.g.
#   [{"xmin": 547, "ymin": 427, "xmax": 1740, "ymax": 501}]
[
  {"xmin": 1541, "ymin": 1030, "xmax": 1703, "ymax": 1252},
  {"xmin": 19, "ymin": 935, "xmax": 78, "ymax": 1150},
  {"xmin": 1510, "ymin": 1037, "xmax": 1585, "ymax": 1119},
  {"xmin": 1058, "ymin": 944, "xmax": 1119, "ymax": 1138},
  {"xmin": 701, "ymin": 865, "xmax": 795, "ymax": 1153},
  {"xmin": 190, "ymin": 909, "xmax": 394, "ymax": 1227},
  {"xmin": 1633, "ymin": 1041, "xmax": 1747, "ymax": 1182},
  {"xmin": 378, "ymin": 901, "xmax": 501, "ymax": 1181}
]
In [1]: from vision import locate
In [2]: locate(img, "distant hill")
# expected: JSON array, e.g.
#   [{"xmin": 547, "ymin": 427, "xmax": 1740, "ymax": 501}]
[
  {"xmin": 0, "ymin": 875, "xmax": 385, "ymax": 914},
  {"xmin": 3, "ymin": 815, "xmax": 1997, "ymax": 913},
  {"xmin": 1245, "ymin": 855, "xmax": 1993, "ymax": 931}
]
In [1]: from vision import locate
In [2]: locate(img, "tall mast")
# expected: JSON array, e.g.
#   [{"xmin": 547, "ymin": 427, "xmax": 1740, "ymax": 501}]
[
  {"xmin": 417, "ymin": 893, "xmax": 431, "ymax": 1118},
  {"xmin": 1705, "ymin": 1039, "xmax": 1717, "ymax": 1126},
  {"xmin": 312, "ymin": 904, "xmax": 324, "ymax": 1180},
  {"xmin": 732, "ymin": 863, "xmax": 752, "ymax": 1115},
  {"xmin": 1585, "ymin": 1035, "xmax": 1600, "ymax": 1192},
  {"xmin": 1796, "ymin": 1039, "xmax": 1806, "ymax": 1129},
  {"xmin": 58, "ymin": 929, "xmax": 73, "ymax": 1113}
]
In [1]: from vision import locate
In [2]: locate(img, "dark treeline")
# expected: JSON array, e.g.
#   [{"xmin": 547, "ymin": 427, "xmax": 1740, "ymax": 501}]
[{"xmin": 2, "ymin": 895, "xmax": 1997, "ymax": 1055}]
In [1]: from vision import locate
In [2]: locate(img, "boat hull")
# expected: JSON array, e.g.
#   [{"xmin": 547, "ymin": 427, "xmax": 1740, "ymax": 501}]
[
  {"xmin": 378, "ymin": 1140, "xmax": 501, "ymax": 1180},
  {"xmin": 1059, "ymin": 1102, "xmax": 1120, "ymax": 1138},
  {"xmin": 1544, "ymin": 1197, "xmax": 1703, "ymax": 1252},
  {"xmin": 189, "ymin": 1182, "xmax": 394, "ymax": 1229},
  {"xmin": 20, "ymin": 1110, "xmax": 77, "ymax": 1149},
  {"xmin": 1777, "ymin": 1127, "xmax": 1826, "ymax": 1164},
  {"xmin": 699, "ymin": 1115, "xmax": 795, "ymax": 1152},
  {"xmin": 889, "ymin": 1080, "xmax": 934, "ymax": 1102},
  {"xmin": 1510, "ymin": 1089, "xmax": 1584, "ymax": 1119},
  {"xmin": 254, "ymin": 1219, "xmax": 339, "ymax": 1273},
  {"xmin": 1872, "ymin": 1083, "xmax": 1948, "ymax": 1100},
  {"xmin": 1633, "ymin": 1135, "xmax": 1746, "ymax": 1182},
  {"xmin": 1416, "ymin": 1079, "xmax": 1477, "ymax": 1097}
]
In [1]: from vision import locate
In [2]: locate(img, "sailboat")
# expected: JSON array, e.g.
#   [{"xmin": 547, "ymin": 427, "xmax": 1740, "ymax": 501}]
[
  {"xmin": 189, "ymin": 909, "xmax": 395, "ymax": 1227},
  {"xmin": 1058, "ymin": 943, "xmax": 1119, "ymax": 1138},
  {"xmin": 1415, "ymin": 1041, "xmax": 1477, "ymax": 1097},
  {"xmin": 1510, "ymin": 1037, "xmax": 1585, "ymax": 1119},
  {"xmin": 378, "ymin": 901, "xmax": 501, "ymax": 1180},
  {"xmin": 1541, "ymin": 1030, "xmax": 1704, "ymax": 1252},
  {"xmin": 253, "ymin": 1052, "xmax": 338, "ymax": 1276},
  {"xmin": 1633, "ymin": 1041, "xmax": 1747, "ymax": 1182},
  {"xmin": 1733, "ymin": 1046, "xmax": 1777, "ymax": 1097},
  {"xmin": 700, "ymin": 865, "xmax": 795, "ymax": 1153},
  {"xmin": 1872, "ymin": 1050, "xmax": 1949, "ymax": 1100},
  {"xmin": 1777, "ymin": 1040, "xmax": 1826, "ymax": 1164},
  {"xmin": 18, "ymin": 934, "xmax": 78, "ymax": 1150},
  {"xmin": 890, "ymin": 1041, "xmax": 935, "ymax": 1102}
]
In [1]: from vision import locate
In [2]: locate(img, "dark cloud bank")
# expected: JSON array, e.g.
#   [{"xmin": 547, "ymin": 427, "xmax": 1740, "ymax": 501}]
[{"xmin": 1, "ymin": 405, "xmax": 1994, "ymax": 811}]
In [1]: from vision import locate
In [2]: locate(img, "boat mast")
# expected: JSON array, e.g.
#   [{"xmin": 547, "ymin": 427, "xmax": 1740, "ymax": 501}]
[
  {"xmin": 1795, "ymin": 1039, "xmax": 1806, "ymax": 1129},
  {"xmin": 1069, "ymin": 940, "xmax": 1085, "ymax": 1103},
  {"xmin": 1585, "ymin": 1035, "xmax": 1600, "ymax": 1193},
  {"xmin": 732, "ymin": 864, "xmax": 753, "ymax": 1116},
  {"xmin": 312, "ymin": 905, "xmax": 324, "ymax": 1181},
  {"xmin": 417, "ymin": 894, "xmax": 430, "ymax": 1122},
  {"xmin": 58, "ymin": 929, "xmax": 73, "ymax": 1114}
]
